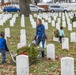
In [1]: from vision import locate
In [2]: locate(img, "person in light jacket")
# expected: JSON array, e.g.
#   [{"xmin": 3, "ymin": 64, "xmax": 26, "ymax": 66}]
[{"xmin": 59, "ymin": 26, "xmax": 65, "ymax": 44}]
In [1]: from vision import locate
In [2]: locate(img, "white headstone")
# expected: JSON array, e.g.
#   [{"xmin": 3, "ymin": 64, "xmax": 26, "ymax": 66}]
[
  {"xmin": 53, "ymin": 16, "xmax": 56, "ymax": 21},
  {"xmin": 57, "ymin": 18, "xmax": 61, "ymax": 24},
  {"xmin": 32, "ymin": 22, "xmax": 36, "ymax": 28},
  {"xmin": 45, "ymin": 16, "xmax": 48, "ymax": 20},
  {"xmin": 62, "ymin": 21, "xmax": 66, "ymax": 27},
  {"xmin": 20, "ymin": 29, "xmax": 26, "ymax": 36},
  {"xmin": 53, "ymin": 37, "xmax": 59, "ymax": 42},
  {"xmin": 10, "ymin": 20, "xmax": 14, "ymax": 26},
  {"xmin": 62, "ymin": 16, "xmax": 65, "ymax": 21},
  {"xmin": 21, "ymin": 14, "xmax": 25, "ymax": 27},
  {"xmin": 56, "ymin": 23, "xmax": 60, "ymax": 30},
  {"xmin": 16, "ymin": 55, "xmax": 29, "ymax": 75},
  {"xmin": 52, "ymin": 20, "xmax": 55, "ymax": 27},
  {"xmin": 68, "ymin": 24, "xmax": 72, "ymax": 31},
  {"xmin": 5, "ymin": 28, "xmax": 10, "ymax": 38},
  {"xmin": 48, "ymin": 17, "xmax": 51, "ymax": 23},
  {"xmin": 61, "ymin": 57, "xmax": 74, "ymax": 75},
  {"xmin": 34, "ymin": 13, "xmax": 37, "ymax": 17},
  {"xmin": 42, "ymin": 20, "xmax": 45, "ymax": 24},
  {"xmin": 12, "ymin": 17, "xmax": 16, "ymax": 24},
  {"xmin": 47, "ymin": 44, "xmax": 55, "ymax": 60},
  {"xmin": 17, "ymin": 43, "xmax": 26, "ymax": 49},
  {"xmin": 44, "ymin": 22, "xmax": 48, "ymax": 29},
  {"xmin": 20, "ymin": 35, "xmax": 26, "ymax": 46},
  {"xmin": 73, "ymin": 22, "xmax": 76, "ymax": 28},
  {"xmin": 0, "ymin": 20, "xmax": 3, "ymax": 26},
  {"xmin": 4, "ymin": 0, "xmax": 9, "ymax": 3},
  {"xmin": 3, "ymin": 18, "xmax": 6, "ymax": 23},
  {"xmin": 62, "ymin": 38, "xmax": 69, "ymax": 50},
  {"xmin": 70, "ymin": 32, "xmax": 76, "ymax": 42},
  {"xmin": 67, "ymin": 19, "xmax": 70, "ymax": 25},
  {"xmin": 59, "ymin": 12, "xmax": 61, "ymax": 17}
]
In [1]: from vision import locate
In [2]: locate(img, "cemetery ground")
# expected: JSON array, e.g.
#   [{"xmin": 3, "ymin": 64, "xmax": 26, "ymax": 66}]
[{"xmin": 0, "ymin": 12, "xmax": 76, "ymax": 75}]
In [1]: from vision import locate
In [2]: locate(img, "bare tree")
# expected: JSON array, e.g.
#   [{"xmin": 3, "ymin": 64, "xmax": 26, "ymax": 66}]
[
  {"xmin": 35, "ymin": 0, "xmax": 40, "ymax": 5},
  {"xmin": 19, "ymin": 0, "xmax": 30, "ymax": 17},
  {"xmin": 31, "ymin": 0, "xmax": 35, "ymax": 4}
]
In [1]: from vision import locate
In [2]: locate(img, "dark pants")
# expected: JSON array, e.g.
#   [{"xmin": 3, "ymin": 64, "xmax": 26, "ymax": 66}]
[
  {"xmin": 35, "ymin": 38, "xmax": 45, "ymax": 58},
  {"xmin": 35, "ymin": 38, "xmax": 45, "ymax": 49},
  {"xmin": 59, "ymin": 36, "xmax": 63, "ymax": 43},
  {"xmin": 0, "ymin": 49, "xmax": 6, "ymax": 63}
]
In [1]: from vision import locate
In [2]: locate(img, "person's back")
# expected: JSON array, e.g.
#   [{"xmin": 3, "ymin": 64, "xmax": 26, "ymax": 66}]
[
  {"xmin": 59, "ymin": 26, "xmax": 64, "ymax": 44},
  {"xmin": 0, "ymin": 31, "xmax": 9, "ymax": 64},
  {"xmin": 34, "ymin": 19, "xmax": 46, "ymax": 58},
  {"xmin": 0, "ymin": 37, "xmax": 6, "ymax": 50},
  {"xmin": 36, "ymin": 24, "xmax": 45, "ymax": 39},
  {"xmin": 59, "ymin": 29, "xmax": 64, "ymax": 37}
]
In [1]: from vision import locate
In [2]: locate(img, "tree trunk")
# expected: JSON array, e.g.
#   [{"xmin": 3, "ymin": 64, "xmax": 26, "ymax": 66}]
[
  {"xmin": 53, "ymin": 0, "xmax": 54, "ymax": 3},
  {"xmin": 19, "ymin": 0, "xmax": 30, "ymax": 17},
  {"xmin": 35, "ymin": 0, "xmax": 39, "ymax": 5},
  {"xmin": 2, "ymin": 0, "xmax": 4, "ymax": 3},
  {"xmin": 31, "ymin": 0, "xmax": 35, "ymax": 4}
]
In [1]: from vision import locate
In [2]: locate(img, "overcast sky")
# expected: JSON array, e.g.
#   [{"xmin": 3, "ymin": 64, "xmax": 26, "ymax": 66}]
[{"xmin": 43, "ymin": 0, "xmax": 52, "ymax": 2}]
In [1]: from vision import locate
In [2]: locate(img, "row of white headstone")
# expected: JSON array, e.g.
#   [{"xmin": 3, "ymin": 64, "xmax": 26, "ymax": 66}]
[
  {"xmin": 4, "ymin": 28, "xmax": 27, "ymax": 48},
  {"xmin": 21, "ymin": 14, "xmax": 25, "ymax": 27},
  {"xmin": 0, "ymin": 13, "xmax": 25, "ymax": 27},
  {"xmin": 17, "ymin": 29, "xmax": 26, "ymax": 49},
  {"xmin": 46, "ymin": 42, "xmax": 69, "ymax": 60},
  {"xmin": 29, "ymin": 14, "xmax": 36, "ymax": 28},
  {"xmin": 54, "ymin": 32, "xmax": 76, "ymax": 43},
  {"xmin": 4, "ymin": 27, "xmax": 76, "ymax": 50},
  {"xmin": 16, "ymin": 54, "xmax": 74, "ymax": 75},
  {"xmin": 29, "ymin": 14, "xmax": 48, "ymax": 29},
  {"xmin": 1, "ymin": 28, "xmax": 74, "ymax": 75},
  {"xmin": 5, "ymin": 27, "xmax": 76, "ymax": 50},
  {"xmin": 10, "ymin": 14, "xmax": 18, "ymax": 26},
  {"xmin": 17, "ymin": 13, "xmax": 75, "ymax": 73},
  {"xmin": 1, "ymin": 13, "xmax": 74, "ymax": 75},
  {"xmin": 0, "ymin": 12, "xmax": 75, "ymax": 31},
  {"xmin": 16, "ymin": 37, "xmax": 73, "ymax": 75},
  {"xmin": 32, "ymin": 12, "xmax": 75, "ymax": 31},
  {"xmin": 3, "ymin": 28, "xmax": 27, "ymax": 50},
  {"xmin": 4, "ymin": 28, "xmax": 10, "ymax": 40},
  {"xmin": 0, "ymin": 13, "xmax": 12, "ymax": 26},
  {"xmin": 53, "ymin": 37, "xmax": 69, "ymax": 50}
]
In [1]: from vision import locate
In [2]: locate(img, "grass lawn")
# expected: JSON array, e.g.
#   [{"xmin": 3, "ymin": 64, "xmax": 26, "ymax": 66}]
[{"xmin": 0, "ymin": 12, "xmax": 76, "ymax": 75}]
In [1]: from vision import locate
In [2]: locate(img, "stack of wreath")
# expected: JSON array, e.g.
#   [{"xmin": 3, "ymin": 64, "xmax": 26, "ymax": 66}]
[
  {"xmin": 17, "ymin": 44, "xmax": 39, "ymax": 63},
  {"xmin": 53, "ymin": 29, "xmax": 59, "ymax": 38}
]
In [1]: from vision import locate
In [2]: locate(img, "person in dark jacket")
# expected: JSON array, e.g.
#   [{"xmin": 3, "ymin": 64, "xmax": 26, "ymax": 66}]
[
  {"xmin": 34, "ymin": 18, "xmax": 46, "ymax": 58},
  {"xmin": 0, "ymin": 31, "xmax": 9, "ymax": 64}
]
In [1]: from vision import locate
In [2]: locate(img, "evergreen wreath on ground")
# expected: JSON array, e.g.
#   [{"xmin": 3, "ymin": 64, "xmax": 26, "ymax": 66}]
[
  {"xmin": 71, "ymin": 16, "xmax": 76, "ymax": 22},
  {"xmin": 17, "ymin": 43, "xmax": 40, "ymax": 63},
  {"xmin": 53, "ymin": 29, "xmax": 59, "ymax": 38}
]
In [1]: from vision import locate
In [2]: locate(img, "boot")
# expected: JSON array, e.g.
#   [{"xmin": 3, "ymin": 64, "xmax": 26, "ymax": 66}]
[{"xmin": 41, "ymin": 51, "xmax": 44, "ymax": 58}]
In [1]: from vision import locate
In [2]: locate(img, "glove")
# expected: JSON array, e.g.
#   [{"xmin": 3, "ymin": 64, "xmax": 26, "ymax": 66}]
[{"xmin": 6, "ymin": 48, "xmax": 9, "ymax": 52}]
